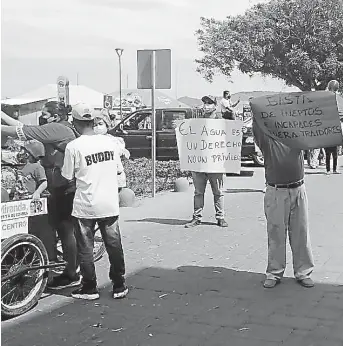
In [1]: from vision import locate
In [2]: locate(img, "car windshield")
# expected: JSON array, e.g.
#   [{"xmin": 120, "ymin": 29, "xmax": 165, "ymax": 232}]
[{"xmin": 122, "ymin": 113, "xmax": 151, "ymax": 130}]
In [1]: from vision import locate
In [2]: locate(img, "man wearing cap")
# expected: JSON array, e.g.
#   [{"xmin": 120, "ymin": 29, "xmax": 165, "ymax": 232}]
[
  {"xmin": 252, "ymin": 110, "xmax": 314, "ymax": 289},
  {"xmin": 1, "ymin": 101, "xmax": 80, "ymax": 289},
  {"xmin": 62, "ymin": 104, "xmax": 128, "ymax": 300},
  {"xmin": 185, "ymin": 95, "xmax": 228, "ymax": 228}
]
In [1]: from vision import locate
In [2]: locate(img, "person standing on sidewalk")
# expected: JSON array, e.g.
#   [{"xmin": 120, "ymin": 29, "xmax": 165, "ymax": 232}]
[
  {"xmin": 252, "ymin": 117, "xmax": 314, "ymax": 289},
  {"xmin": 62, "ymin": 103, "xmax": 128, "ymax": 300},
  {"xmin": 220, "ymin": 90, "xmax": 240, "ymax": 120},
  {"xmin": 93, "ymin": 108, "xmax": 130, "ymax": 190},
  {"xmin": 325, "ymin": 80, "xmax": 341, "ymax": 175},
  {"xmin": 1, "ymin": 102, "xmax": 80, "ymax": 289},
  {"xmin": 307, "ymin": 148, "xmax": 320, "ymax": 169},
  {"xmin": 185, "ymin": 95, "xmax": 228, "ymax": 228}
]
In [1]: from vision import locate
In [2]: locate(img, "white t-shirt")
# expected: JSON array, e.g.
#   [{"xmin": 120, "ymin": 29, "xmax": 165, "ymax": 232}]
[
  {"xmin": 62, "ymin": 134, "xmax": 123, "ymax": 219},
  {"xmin": 220, "ymin": 98, "xmax": 233, "ymax": 113}
]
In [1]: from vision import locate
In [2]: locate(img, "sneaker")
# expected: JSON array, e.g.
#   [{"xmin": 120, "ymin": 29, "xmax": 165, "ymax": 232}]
[
  {"xmin": 333, "ymin": 170, "xmax": 341, "ymax": 174},
  {"xmin": 113, "ymin": 284, "xmax": 129, "ymax": 299},
  {"xmin": 71, "ymin": 285, "xmax": 100, "ymax": 300},
  {"xmin": 297, "ymin": 278, "xmax": 314, "ymax": 288},
  {"xmin": 326, "ymin": 171, "xmax": 331, "ymax": 175},
  {"xmin": 217, "ymin": 219, "xmax": 228, "ymax": 227},
  {"xmin": 263, "ymin": 278, "xmax": 280, "ymax": 288},
  {"xmin": 184, "ymin": 219, "xmax": 201, "ymax": 228},
  {"xmin": 47, "ymin": 273, "xmax": 81, "ymax": 290}
]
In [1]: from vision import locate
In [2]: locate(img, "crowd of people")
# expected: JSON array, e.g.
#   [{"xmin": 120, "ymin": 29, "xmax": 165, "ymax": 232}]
[
  {"xmin": 2, "ymin": 103, "xmax": 129, "ymax": 300},
  {"xmin": 184, "ymin": 80, "xmax": 342, "ymax": 290},
  {"xmin": 1, "ymin": 79, "xmax": 342, "ymax": 299}
]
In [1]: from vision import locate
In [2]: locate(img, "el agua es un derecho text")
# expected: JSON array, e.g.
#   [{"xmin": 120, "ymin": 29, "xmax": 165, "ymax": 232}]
[{"xmin": 178, "ymin": 121, "xmax": 242, "ymax": 164}]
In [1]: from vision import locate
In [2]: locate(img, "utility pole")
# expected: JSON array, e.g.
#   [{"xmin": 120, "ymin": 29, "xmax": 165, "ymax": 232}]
[{"xmin": 115, "ymin": 48, "xmax": 124, "ymax": 119}]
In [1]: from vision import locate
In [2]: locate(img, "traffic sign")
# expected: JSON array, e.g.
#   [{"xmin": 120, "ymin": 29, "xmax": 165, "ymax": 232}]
[{"xmin": 137, "ymin": 49, "xmax": 171, "ymax": 89}]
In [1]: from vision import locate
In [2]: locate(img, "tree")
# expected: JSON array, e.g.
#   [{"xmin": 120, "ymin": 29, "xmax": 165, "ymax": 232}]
[{"xmin": 195, "ymin": 0, "xmax": 343, "ymax": 92}]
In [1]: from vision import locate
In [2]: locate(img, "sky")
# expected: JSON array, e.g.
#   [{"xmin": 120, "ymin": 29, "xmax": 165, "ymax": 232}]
[{"xmin": 1, "ymin": 0, "xmax": 298, "ymax": 99}]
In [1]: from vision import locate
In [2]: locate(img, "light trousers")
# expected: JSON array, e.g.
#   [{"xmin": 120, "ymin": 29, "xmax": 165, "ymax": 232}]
[
  {"xmin": 264, "ymin": 184, "xmax": 314, "ymax": 281},
  {"xmin": 192, "ymin": 172, "xmax": 224, "ymax": 220}
]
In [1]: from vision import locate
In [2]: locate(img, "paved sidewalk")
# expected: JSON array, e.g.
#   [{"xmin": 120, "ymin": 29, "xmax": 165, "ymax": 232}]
[{"xmin": 2, "ymin": 160, "xmax": 343, "ymax": 346}]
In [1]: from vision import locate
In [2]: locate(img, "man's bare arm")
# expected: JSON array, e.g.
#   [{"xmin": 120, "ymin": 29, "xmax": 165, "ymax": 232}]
[
  {"xmin": 232, "ymin": 99, "xmax": 240, "ymax": 107},
  {"xmin": 1, "ymin": 111, "xmax": 22, "ymax": 126},
  {"xmin": 1, "ymin": 125, "xmax": 19, "ymax": 138}
]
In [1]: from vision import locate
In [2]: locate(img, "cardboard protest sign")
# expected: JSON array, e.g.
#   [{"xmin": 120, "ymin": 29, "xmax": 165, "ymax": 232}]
[
  {"xmin": 250, "ymin": 91, "xmax": 343, "ymax": 149},
  {"xmin": 175, "ymin": 119, "xmax": 243, "ymax": 173}
]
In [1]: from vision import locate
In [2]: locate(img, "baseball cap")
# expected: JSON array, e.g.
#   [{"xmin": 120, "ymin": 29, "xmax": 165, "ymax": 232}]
[
  {"xmin": 201, "ymin": 95, "xmax": 217, "ymax": 105},
  {"xmin": 71, "ymin": 103, "xmax": 95, "ymax": 121},
  {"xmin": 22, "ymin": 140, "xmax": 45, "ymax": 159}
]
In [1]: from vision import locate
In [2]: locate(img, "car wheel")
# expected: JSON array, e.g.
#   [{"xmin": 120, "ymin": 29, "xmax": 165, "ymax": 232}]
[{"xmin": 252, "ymin": 153, "xmax": 264, "ymax": 167}]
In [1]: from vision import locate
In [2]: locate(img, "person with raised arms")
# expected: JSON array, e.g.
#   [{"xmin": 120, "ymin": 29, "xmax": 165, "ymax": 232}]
[{"xmin": 252, "ymin": 104, "xmax": 314, "ymax": 289}]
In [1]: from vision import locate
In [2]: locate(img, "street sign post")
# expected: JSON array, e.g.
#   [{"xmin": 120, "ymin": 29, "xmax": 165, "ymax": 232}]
[{"xmin": 137, "ymin": 49, "xmax": 171, "ymax": 197}]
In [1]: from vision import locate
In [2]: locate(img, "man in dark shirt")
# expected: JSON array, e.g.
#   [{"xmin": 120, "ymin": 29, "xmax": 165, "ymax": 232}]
[
  {"xmin": 253, "ymin": 118, "xmax": 314, "ymax": 289},
  {"xmin": 1, "ymin": 101, "xmax": 80, "ymax": 289}
]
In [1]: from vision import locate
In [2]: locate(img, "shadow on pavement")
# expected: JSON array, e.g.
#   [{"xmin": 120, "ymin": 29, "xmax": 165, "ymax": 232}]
[
  {"xmin": 225, "ymin": 188, "xmax": 263, "ymax": 194},
  {"xmin": 125, "ymin": 218, "xmax": 216, "ymax": 226},
  {"xmin": 2, "ymin": 265, "xmax": 343, "ymax": 346},
  {"xmin": 226, "ymin": 170, "xmax": 254, "ymax": 177},
  {"xmin": 305, "ymin": 171, "xmax": 327, "ymax": 175}
]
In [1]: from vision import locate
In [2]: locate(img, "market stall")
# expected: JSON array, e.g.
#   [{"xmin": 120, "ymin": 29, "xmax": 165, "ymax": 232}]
[{"xmin": 1, "ymin": 137, "xmax": 55, "ymax": 317}]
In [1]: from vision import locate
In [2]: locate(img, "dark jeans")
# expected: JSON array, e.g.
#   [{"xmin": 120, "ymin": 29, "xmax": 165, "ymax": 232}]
[
  {"xmin": 325, "ymin": 147, "xmax": 338, "ymax": 172},
  {"xmin": 74, "ymin": 216, "xmax": 125, "ymax": 288},
  {"xmin": 48, "ymin": 190, "xmax": 78, "ymax": 277}
]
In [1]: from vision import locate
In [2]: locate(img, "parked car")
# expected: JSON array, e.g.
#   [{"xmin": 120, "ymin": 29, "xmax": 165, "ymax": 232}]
[
  {"xmin": 241, "ymin": 117, "xmax": 264, "ymax": 166},
  {"xmin": 109, "ymin": 108, "xmax": 264, "ymax": 166}
]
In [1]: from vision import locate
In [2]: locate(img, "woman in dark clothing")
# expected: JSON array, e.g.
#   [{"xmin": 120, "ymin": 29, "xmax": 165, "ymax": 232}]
[
  {"xmin": 326, "ymin": 80, "xmax": 341, "ymax": 174},
  {"xmin": 325, "ymin": 146, "xmax": 339, "ymax": 174}
]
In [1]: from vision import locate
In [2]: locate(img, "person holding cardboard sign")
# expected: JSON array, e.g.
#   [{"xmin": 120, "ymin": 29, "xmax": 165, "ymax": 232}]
[
  {"xmin": 185, "ymin": 95, "xmax": 228, "ymax": 228},
  {"xmin": 252, "ymin": 116, "xmax": 314, "ymax": 289}
]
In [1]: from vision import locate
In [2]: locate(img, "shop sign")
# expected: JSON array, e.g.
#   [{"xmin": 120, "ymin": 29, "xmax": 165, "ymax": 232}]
[
  {"xmin": 1, "ymin": 217, "xmax": 28, "ymax": 238},
  {"xmin": 1, "ymin": 198, "xmax": 48, "ymax": 222}
]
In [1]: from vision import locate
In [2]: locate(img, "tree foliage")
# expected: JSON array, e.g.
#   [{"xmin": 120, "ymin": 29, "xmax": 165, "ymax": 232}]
[{"xmin": 195, "ymin": 0, "xmax": 343, "ymax": 91}]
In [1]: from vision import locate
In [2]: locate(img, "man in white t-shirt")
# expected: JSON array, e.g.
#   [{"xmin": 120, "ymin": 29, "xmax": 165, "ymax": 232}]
[
  {"xmin": 220, "ymin": 90, "xmax": 240, "ymax": 120},
  {"xmin": 62, "ymin": 103, "xmax": 128, "ymax": 300}
]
